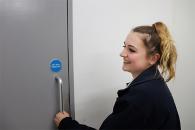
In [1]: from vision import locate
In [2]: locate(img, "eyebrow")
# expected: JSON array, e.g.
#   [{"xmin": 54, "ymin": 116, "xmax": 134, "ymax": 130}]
[{"xmin": 124, "ymin": 42, "xmax": 137, "ymax": 49}]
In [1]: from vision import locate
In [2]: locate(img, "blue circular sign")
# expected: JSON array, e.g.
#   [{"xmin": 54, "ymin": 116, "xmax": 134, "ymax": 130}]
[{"xmin": 50, "ymin": 59, "xmax": 62, "ymax": 73}]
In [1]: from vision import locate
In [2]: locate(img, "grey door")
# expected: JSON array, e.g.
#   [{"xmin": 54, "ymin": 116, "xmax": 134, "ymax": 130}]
[{"xmin": 0, "ymin": 0, "xmax": 72, "ymax": 130}]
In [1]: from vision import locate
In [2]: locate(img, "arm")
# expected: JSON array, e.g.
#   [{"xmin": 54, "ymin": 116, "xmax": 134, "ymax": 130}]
[
  {"xmin": 100, "ymin": 92, "xmax": 154, "ymax": 129},
  {"xmin": 54, "ymin": 111, "xmax": 96, "ymax": 130},
  {"xmin": 100, "ymin": 102, "xmax": 147, "ymax": 129}
]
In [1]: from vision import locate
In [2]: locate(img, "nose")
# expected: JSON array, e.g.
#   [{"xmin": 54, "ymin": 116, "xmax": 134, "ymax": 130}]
[{"xmin": 120, "ymin": 47, "xmax": 127, "ymax": 57}]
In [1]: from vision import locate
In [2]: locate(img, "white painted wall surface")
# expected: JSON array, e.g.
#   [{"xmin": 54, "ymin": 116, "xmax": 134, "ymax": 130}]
[
  {"xmin": 170, "ymin": 0, "xmax": 195, "ymax": 129},
  {"xmin": 72, "ymin": 0, "xmax": 195, "ymax": 129}
]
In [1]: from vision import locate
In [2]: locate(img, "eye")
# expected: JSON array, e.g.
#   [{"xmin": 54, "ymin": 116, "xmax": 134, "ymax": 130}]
[
  {"xmin": 129, "ymin": 48, "xmax": 136, "ymax": 52},
  {"xmin": 123, "ymin": 44, "xmax": 136, "ymax": 52}
]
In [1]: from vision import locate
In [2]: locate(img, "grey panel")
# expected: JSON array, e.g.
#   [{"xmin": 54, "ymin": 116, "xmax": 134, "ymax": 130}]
[
  {"xmin": 0, "ymin": 0, "xmax": 70, "ymax": 130},
  {"xmin": 67, "ymin": 0, "xmax": 75, "ymax": 119}
]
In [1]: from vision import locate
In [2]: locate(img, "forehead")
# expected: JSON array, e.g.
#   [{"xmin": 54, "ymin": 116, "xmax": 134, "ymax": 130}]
[{"xmin": 125, "ymin": 32, "xmax": 144, "ymax": 47}]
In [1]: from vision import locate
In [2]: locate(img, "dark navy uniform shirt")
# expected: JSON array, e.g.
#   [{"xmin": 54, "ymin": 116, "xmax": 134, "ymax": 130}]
[{"xmin": 58, "ymin": 65, "xmax": 181, "ymax": 130}]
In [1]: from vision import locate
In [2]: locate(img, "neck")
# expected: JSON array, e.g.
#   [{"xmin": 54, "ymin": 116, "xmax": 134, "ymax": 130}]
[
  {"xmin": 131, "ymin": 65, "xmax": 154, "ymax": 79},
  {"xmin": 132, "ymin": 73, "xmax": 139, "ymax": 79}
]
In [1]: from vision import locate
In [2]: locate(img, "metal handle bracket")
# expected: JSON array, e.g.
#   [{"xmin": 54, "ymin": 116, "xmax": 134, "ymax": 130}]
[{"xmin": 55, "ymin": 75, "xmax": 64, "ymax": 112}]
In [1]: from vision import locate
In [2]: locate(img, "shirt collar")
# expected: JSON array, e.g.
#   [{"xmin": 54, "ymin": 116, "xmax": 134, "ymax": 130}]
[
  {"xmin": 118, "ymin": 65, "xmax": 163, "ymax": 97},
  {"xmin": 128, "ymin": 65, "xmax": 163, "ymax": 87}
]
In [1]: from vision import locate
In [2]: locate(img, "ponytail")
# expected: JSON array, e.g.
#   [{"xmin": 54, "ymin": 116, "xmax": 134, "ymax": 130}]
[
  {"xmin": 153, "ymin": 22, "xmax": 177, "ymax": 82},
  {"xmin": 133, "ymin": 22, "xmax": 177, "ymax": 82}
]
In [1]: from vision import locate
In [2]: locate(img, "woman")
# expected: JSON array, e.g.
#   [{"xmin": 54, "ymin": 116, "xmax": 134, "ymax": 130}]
[{"xmin": 54, "ymin": 22, "xmax": 181, "ymax": 129}]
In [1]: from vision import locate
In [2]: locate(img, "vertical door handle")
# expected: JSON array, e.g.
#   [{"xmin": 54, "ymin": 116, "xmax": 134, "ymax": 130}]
[{"xmin": 55, "ymin": 76, "xmax": 64, "ymax": 112}]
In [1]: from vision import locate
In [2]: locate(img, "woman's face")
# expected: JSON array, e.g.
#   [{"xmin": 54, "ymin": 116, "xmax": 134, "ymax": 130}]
[{"xmin": 120, "ymin": 32, "xmax": 152, "ymax": 78}]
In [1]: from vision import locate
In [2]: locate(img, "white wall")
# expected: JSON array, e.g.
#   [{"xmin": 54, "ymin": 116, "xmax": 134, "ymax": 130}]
[
  {"xmin": 72, "ymin": 0, "xmax": 195, "ymax": 129},
  {"xmin": 170, "ymin": 0, "xmax": 195, "ymax": 129}
]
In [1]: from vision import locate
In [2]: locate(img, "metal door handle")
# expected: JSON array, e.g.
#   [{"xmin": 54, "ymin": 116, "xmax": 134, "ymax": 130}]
[{"xmin": 55, "ymin": 75, "xmax": 64, "ymax": 112}]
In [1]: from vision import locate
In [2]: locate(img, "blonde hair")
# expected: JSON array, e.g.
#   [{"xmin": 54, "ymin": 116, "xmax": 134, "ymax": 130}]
[{"xmin": 132, "ymin": 22, "xmax": 177, "ymax": 82}]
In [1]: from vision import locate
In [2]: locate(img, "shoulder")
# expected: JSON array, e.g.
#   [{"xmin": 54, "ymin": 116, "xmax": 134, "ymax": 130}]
[
  {"xmin": 116, "ymin": 78, "xmax": 173, "ymax": 109},
  {"xmin": 132, "ymin": 79, "xmax": 176, "ymax": 111},
  {"xmin": 133, "ymin": 79, "xmax": 169, "ymax": 97},
  {"xmin": 124, "ymin": 79, "xmax": 173, "ymax": 107}
]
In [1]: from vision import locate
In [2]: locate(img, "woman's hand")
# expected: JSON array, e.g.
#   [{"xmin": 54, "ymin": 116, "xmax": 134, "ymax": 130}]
[{"xmin": 54, "ymin": 111, "xmax": 70, "ymax": 127}]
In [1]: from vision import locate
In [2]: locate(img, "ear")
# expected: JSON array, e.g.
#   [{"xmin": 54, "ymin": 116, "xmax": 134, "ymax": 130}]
[{"xmin": 149, "ymin": 53, "xmax": 160, "ymax": 65}]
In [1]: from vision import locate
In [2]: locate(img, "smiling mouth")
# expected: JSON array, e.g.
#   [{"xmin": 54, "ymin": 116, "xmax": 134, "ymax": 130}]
[{"xmin": 123, "ymin": 61, "xmax": 131, "ymax": 64}]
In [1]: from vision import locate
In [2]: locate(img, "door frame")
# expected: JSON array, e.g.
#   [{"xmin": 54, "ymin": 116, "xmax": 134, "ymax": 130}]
[{"xmin": 67, "ymin": 0, "xmax": 75, "ymax": 119}]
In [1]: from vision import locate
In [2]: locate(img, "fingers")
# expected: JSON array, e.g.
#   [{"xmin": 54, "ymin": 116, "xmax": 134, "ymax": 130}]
[
  {"xmin": 54, "ymin": 111, "xmax": 70, "ymax": 127},
  {"xmin": 54, "ymin": 117, "xmax": 60, "ymax": 127},
  {"xmin": 62, "ymin": 111, "xmax": 70, "ymax": 117},
  {"xmin": 55, "ymin": 112, "xmax": 64, "ymax": 121},
  {"xmin": 57, "ymin": 111, "xmax": 69, "ymax": 118}
]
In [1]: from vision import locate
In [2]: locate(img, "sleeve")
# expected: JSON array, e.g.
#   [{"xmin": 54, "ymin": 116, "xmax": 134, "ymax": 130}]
[
  {"xmin": 100, "ymin": 103, "xmax": 148, "ymax": 129},
  {"xmin": 99, "ymin": 94, "xmax": 153, "ymax": 129},
  {"xmin": 58, "ymin": 117, "xmax": 96, "ymax": 130}
]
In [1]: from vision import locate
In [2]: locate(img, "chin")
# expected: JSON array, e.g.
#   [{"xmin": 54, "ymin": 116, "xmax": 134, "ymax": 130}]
[
  {"xmin": 122, "ymin": 65, "xmax": 133, "ymax": 73},
  {"xmin": 122, "ymin": 66, "xmax": 130, "ymax": 72}
]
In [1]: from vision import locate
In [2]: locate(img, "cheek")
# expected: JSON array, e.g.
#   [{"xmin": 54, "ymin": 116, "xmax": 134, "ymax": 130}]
[
  {"xmin": 128, "ymin": 54, "xmax": 139, "ymax": 63},
  {"xmin": 129, "ymin": 54, "xmax": 148, "ymax": 66}
]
